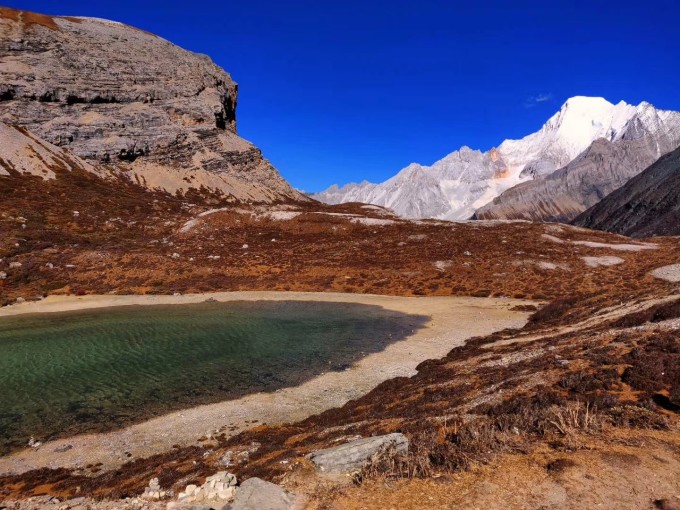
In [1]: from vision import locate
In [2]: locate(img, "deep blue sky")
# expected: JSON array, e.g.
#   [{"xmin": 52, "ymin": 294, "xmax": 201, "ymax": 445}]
[{"xmin": 6, "ymin": 1, "xmax": 680, "ymax": 191}]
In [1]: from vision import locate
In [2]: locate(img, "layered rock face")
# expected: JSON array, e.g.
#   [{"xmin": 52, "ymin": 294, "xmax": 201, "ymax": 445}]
[
  {"xmin": 0, "ymin": 121, "xmax": 102, "ymax": 179},
  {"xmin": 0, "ymin": 7, "xmax": 305, "ymax": 203},
  {"xmin": 573, "ymin": 145, "xmax": 680, "ymax": 237}
]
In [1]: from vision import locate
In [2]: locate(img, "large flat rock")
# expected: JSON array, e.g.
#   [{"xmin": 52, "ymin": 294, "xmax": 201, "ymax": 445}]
[{"xmin": 306, "ymin": 433, "xmax": 408, "ymax": 474}]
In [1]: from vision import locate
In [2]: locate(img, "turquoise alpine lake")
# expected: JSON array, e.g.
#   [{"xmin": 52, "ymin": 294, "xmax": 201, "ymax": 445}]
[{"xmin": 0, "ymin": 300, "xmax": 427, "ymax": 455}]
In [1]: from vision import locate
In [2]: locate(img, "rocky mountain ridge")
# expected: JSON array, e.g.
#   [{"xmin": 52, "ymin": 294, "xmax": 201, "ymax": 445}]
[
  {"xmin": 313, "ymin": 97, "xmax": 680, "ymax": 221},
  {"xmin": 573, "ymin": 145, "xmax": 680, "ymax": 236},
  {"xmin": 0, "ymin": 7, "xmax": 306, "ymax": 203},
  {"xmin": 476, "ymin": 101, "xmax": 680, "ymax": 221}
]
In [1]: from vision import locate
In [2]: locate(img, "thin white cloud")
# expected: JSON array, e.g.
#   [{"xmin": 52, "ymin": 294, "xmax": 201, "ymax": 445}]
[{"xmin": 524, "ymin": 93, "xmax": 553, "ymax": 108}]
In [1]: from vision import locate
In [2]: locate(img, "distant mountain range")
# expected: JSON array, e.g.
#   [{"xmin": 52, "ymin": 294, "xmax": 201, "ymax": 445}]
[
  {"xmin": 573, "ymin": 145, "xmax": 680, "ymax": 237},
  {"xmin": 313, "ymin": 97, "xmax": 680, "ymax": 222}
]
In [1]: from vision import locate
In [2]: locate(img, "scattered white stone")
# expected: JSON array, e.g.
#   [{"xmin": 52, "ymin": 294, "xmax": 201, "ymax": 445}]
[
  {"xmin": 171, "ymin": 252, "xmax": 180, "ymax": 259},
  {"xmin": 177, "ymin": 472, "xmax": 237, "ymax": 505},
  {"xmin": 572, "ymin": 240, "xmax": 657, "ymax": 252},
  {"xmin": 349, "ymin": 217, "xmax": 396, "ymax": 226},
  {"xmin": 9, "ymin": 261, "xmax": 22, "ymax": 268},
  {"xmin": 265, "ymin": 211, "xmax": 301, "ymax": 221},
  {"xmin": 542, "ymin": 234, "xmax": 565, "ymax": 244},
  {"xmin": 582, "ymin": 256, "xmax": 625, "ymax": 267},
  {"xmin": 142, "ymin": 477, "xmax": 166, "ymax": 500},
  {"xmin": 73, "ymin": 211, "xmax": 80, "ymax": 216},
  {"xmin": 433, "ymin": 260, "xmax": 452, "ymax": 272},
  {"xmin": 650, "ymin": 264, "xmax": 680, "ymax": 283},
  {"xmin": 0, "ymin": 271, "xmax": 6, "ymax": 280},
  {"xmin": 28, "ymin": 436, "xmax": 41, "ymax": 448},
  {"xmin": 242, "ymin": 244, "xmax": 248, "ymax": 249},
  {"xmin": 45, "ymin": 262, "xmax": 54, "ymax": 269}
]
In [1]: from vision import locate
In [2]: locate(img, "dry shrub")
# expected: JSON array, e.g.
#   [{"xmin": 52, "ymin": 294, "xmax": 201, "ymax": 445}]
[
  {"xmin": 355, "ymin": 419, "xmax": 501, "ymax": 482},
  {"xmin": 527, "ymin": 295, "xmax": 583, "ymax": 327},
  {"xmin": 622, "ymin": 332, "xmax": 680, "ymax": 411},
  {"xmin": 546, "ymin": 402, "xmax": 601, "ymax": 436},
  {"xmin": 356, "ymin": 402, "xmax": 603, "ymax": 485},
  {"xmin": 608, "ymin": 405, "xmax": 671, "ymax": 430},
  {"xmin": 558, "ymin": 369, "xmax": 620, "ymax": 393},
  {"xmin": 355, "ymin": 436, "xmax": 434, "ymax": 482},
  {"xmin": 612, "ymin": 298, "xmax": 680, "ymax": 328},
  {"xmin": 546, "ymin": 457, "xmax": 577, "ymax": 473}
]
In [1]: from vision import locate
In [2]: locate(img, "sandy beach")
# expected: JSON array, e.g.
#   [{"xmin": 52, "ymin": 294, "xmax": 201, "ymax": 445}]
[{"xmin": 0, "ymin": 292, "xmax": 532, "ymax": 475}]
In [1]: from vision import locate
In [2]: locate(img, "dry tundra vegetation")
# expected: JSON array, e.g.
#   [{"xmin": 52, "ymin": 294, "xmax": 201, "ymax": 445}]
[{"xmin": 1, "ymin": 167, "xmax": 679, "ymax": 508}]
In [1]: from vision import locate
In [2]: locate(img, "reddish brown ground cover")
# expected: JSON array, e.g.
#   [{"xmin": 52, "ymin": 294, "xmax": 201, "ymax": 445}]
[{"xmin": 1, "ymin": 168, "xmax": 678, "ymax": 506}]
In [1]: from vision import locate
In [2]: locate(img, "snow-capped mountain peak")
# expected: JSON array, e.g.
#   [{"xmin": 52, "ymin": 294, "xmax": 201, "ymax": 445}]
[
  {"xmin": 497, "ymin": 97, "xmax": 639, "ymax": 179},
  {"xmin": 312, "ymin": 96, "xmax": 680, "ymax": 221}
]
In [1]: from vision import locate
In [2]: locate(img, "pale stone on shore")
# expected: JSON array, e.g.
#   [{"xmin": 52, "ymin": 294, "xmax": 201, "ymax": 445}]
[
  {"xmin": 650, "ymin": 264, "xmax": 680, "ymax": 283},
  {"xmin": 582, "ymin": 256, "xmax": 625, "ymax": 267}
]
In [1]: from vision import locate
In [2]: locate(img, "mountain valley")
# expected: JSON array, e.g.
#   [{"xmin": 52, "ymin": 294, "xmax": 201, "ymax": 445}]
[{"xmin": 0, "ymin": 6, "xmax": 679, "ymax": 510}]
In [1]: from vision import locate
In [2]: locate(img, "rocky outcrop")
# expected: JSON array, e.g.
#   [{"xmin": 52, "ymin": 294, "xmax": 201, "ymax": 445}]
[
  {"xmin": 0, "ymin": 7, "xmax": 306, "ymax": 203},
  {"xmin": 573, "ymin": 145, "xmax": 680, "ymax": 237},
  {"xmin": 306, "ymin": 433, "xmax": 409, "ymax": 473},
  {"xmin": 0, "ymin": 121, "xmax": 103, "ymax": 179}
]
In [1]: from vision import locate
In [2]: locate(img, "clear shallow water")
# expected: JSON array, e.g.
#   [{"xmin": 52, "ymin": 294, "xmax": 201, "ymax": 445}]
[{"xmin": 0, "ymin": 300, "xmax": 427, "ymax": 455}]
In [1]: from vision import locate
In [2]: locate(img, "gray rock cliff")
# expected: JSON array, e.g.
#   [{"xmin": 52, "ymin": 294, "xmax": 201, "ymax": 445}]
[{"xmin": 0, "ymin": 7, "xmax": 306, "ymax": 203}]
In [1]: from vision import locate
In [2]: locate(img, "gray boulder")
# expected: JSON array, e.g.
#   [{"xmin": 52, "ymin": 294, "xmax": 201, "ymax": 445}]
[
  {"xmin": 225, "ymin": 478, "xmax": 304, "ymax": 510},
  {"xmin": 306, "ymin": 433, "xmax": 408, "ymax": 474}
]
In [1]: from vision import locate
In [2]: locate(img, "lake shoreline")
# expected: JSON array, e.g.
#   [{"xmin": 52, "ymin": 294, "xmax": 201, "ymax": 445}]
[{"xmin": 0, "ymin": 292, "xmax": 533, "ymax": 476}]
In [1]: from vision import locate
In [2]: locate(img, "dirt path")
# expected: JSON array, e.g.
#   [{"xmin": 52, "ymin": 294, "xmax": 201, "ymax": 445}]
[{"xmin": 0, "ymin": 292, "xmax": 533, "ymax": 476}]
